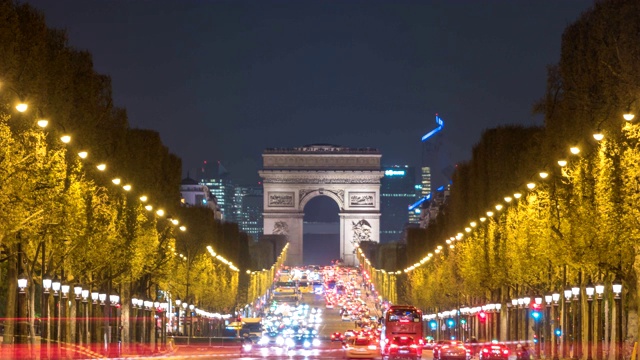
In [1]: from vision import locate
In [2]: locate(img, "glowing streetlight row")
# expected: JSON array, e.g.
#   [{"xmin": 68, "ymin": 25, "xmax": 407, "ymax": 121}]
[
  {"xmin": 206, "ymin": 245, "xmax": 239, "ymax": 272},
  {"xmin": 11, "ymin": 100, "xmax": 188, "ymax": 235},
  {"xmin": 403, "ymin": 109, "xmax": 638, "ymax": 274}
]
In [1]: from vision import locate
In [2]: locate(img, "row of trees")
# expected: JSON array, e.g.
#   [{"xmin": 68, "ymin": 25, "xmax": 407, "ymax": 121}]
[
  {"xmin": 0, "ymin": 0, "xmax": 259, "ymax": 350},
  {"xmin": 398, "ymin": 0, "xmax": 640, "ymax": 353}
]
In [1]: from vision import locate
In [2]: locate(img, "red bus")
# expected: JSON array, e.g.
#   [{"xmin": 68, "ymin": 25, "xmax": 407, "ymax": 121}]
[{"xmin": 380, "ymin": 305, "xmax": 423, "ymax": 360}]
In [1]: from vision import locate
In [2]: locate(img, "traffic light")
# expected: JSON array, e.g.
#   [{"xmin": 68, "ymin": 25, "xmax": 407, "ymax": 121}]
[
  {"xmin": 460, "ymin": 318, "xmax": 467, "ymax": 325},
  {"xmin": 447, "ymin": 319, "xmax": 456, "ymax": 328},
  {"xmin": 531, "ymin": 310, "xmax": 541, "ymax": 321},
  {"xmin": 555, "ymin": 328, "xmax": 562, "ymax": 337},
  {"xmin": 478, "ymin": 311, "xmax": 487, "ymax": 322},
  {"xmin": 429, "ymin": 320, "xmax": 438, "ymax": 330}
]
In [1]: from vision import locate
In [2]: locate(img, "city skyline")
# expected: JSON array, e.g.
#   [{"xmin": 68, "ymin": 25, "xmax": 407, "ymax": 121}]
[{"xmin": 25, "ymin": 0, "xmax": 593, "ymax": 186}]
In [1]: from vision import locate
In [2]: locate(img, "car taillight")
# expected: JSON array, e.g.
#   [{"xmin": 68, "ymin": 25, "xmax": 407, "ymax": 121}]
[
  {"xmin": 368, "ymin": 345, "xmax": 377, "ymax": 350},
  {"xmin": 503, "ymin": 349, "xmax": 509, "ymax": 355},
  {"xmin": 410, "ymin": 344, "xmax": 418, "ymax": 349},
  {"xmin": 384, "ymin": 338, "xmax": 389, "ymax": 343},
  {"xmin": 483, "ymin": 348, "xmax": 489, "ymax": 353},
  {"xmin": 390, "ymin": 344, "xmax": 398, "ymax": 348}
]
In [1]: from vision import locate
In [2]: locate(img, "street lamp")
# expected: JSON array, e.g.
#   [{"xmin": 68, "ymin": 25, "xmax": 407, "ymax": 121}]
[
  {"xmin": 595, "ymin": 284, "xmax": 605, "ymax": 360},
  {"xmin": 570, "ymin": 286, "xmax": 581, "ymax": 360},
  {"xmin": 511, "ymin": 298, "xmax": 519, "ymax": 341},
  {"xmin": 586, "ymin": 283, "xmax": 595, "ymax": 360},
  {"xmin": 552, "ymin": 293, "xmax": 561, "ymax": 360},
  {"xmin": 74, "ymin": 285, "xmax": 82, "ymax": 345},
  {"xmin": 612, "ymin": 279, "xmax": 623, "ymax": 360},
  {"xmin": 175, "ymin": 299, "xmax": 182, "ymax": 336},
  {"xmin": 544, "ymin": 295, "xmax": 553, "ymax": 359},
  {"xmin": 563, "ymin": 289, "xmax": 573, "ymax": 359},
  {"xmin": 81, "ymin": 289, "xmax": 89, "ymax": 345}
]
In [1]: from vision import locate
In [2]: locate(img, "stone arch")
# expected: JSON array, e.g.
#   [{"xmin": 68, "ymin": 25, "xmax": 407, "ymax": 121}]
[
  {"xmin": 298, "ymin": 189, "xmax": 344, "ymax": 211},
  {"xmin": 260, "ymin": 144, "xmax": 383, "ymax": 266}
]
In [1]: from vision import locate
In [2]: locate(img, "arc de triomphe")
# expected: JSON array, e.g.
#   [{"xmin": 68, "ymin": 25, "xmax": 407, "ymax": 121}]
[{"xmin": 259, "ymin": 144, "xmax": 383, "ymax": 266}]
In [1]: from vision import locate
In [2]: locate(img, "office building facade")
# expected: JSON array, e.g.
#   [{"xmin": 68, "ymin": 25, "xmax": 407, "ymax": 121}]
[{"xmin": 380, "ymin": 165, "xmax": 416, "ymax": 243}]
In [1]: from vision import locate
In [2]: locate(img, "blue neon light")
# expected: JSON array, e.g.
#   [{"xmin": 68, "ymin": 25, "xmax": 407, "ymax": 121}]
[
  {"xmin": 408, "ymin": 193, "xmax": 431, "ymax": 211},
  {"xmin": 437, "ymin": 185, "xmax": 445, "ymax": 191},
  {"xmin": 421, "ymin": 114, "xmax": 444, "ymax": 142}
]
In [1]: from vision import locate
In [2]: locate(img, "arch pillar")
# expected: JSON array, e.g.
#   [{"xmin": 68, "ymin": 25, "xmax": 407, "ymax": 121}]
[
  {"xmin": 340, "ymin": 212, "xmax": 381, "ymax": 266},
  {"xmin": 263, "ymin": 212, "xmax": 304, "ymax": 266}
]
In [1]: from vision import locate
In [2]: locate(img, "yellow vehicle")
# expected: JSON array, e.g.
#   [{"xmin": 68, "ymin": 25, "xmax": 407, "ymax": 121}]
[{"xmin": 298, "ymin": 280, "xmax": 312, "ymax": 293}]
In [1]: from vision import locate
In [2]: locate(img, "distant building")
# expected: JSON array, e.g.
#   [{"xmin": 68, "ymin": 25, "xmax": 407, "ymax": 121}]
[
  {"xmin": 421, "ymin": 184, "xmax": 450, "ymax": 228},
  {"xmin": 380, "ymin": 165, "xmax": 416, "ymax": 243},
  {"xmin": 234, "ymin": 185, "xmax": 264, "ymax": 240},
  {"xmin": 200, "ymin": 177, "xmax": 235, "ymax": 221},
  {"xmin": 180, "ymin": 176, "xmax": 222, "ymax": 220}
]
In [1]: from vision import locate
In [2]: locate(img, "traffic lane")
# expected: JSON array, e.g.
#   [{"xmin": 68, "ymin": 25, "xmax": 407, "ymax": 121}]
[{"xmin": 300, "ymin": 292, "xmax": 356, "ymax": 339}]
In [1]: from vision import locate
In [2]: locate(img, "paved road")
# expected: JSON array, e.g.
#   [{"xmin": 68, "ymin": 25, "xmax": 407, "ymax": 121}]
[{"xmin": 122, "ymin": 274, "xmax": 432, "ymax": 359}]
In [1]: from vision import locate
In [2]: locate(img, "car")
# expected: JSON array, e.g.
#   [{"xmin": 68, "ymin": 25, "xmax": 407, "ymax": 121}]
[
  {"xmin": 326, "ymin": 302, "xmax": 334, "ymax": 309},
  {"xmin": 344, "ymin": 336, "xmax": 378, "ymax": 359},
  {"xmin": 479, "ymin": 343, "xmax": 510, "ymax": 360},
  {"xmin": 423, "ymin": 337, "xmax": 435, "ymax": 349},
  {"xmin": 433, "ymin": 340, "xmax": 455, "ymax": 360},
  {"xmin": 438, "ymin": 341, "xmax": 470, "ymax": 360},
  {"xmin": 331, "ymin": 332, "xmax": 344, "ymax": 342}
]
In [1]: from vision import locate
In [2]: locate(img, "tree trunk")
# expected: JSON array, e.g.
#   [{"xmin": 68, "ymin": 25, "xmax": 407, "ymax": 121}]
[{"xmin": 3, "ymin": 251, "xmax": 17, "ymax": 345}]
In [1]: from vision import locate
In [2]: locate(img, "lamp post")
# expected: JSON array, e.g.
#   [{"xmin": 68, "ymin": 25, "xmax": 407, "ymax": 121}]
[
  {"xmin": 612, "ymin": 279, "xmax": 623, "ymax": 360},
  {"xmin": 586, "ymin": 283, "xmax": 595, "ymax": 360},
  {"xmin": 109, "ymin": 292, "xmax": 120, "ymax": 356},
  {"xmin": 511, "ymin": 298, "xmax": 518, "ymax": 341},
  {"xmin": 544, "ymin": 295, "xmax": 553, "ymax": 359},
  {"xmin": 563, "ymin": 289, "xmax": 572, "ymax": 359},
  {"xmin": 131, "ymin": 297, "xmax": 138, "ymax": 351},
  {"xmin": 552, "ymin": 293, "xmax": 561, "ymax": 360},
  {"xmin": 523, "ymin": 297, "xmax": 531, "ymax": 343},
  {"xmin": 99, "ymin": 290, "xmax": 108, "ymax": 354},
  {"xmin": 61, "ymin": 283, "xmax": 70, "ymax": 350},
  {"xmin": 495, "ymin": 303, "xmax": 502, "ymax": 341},
  {"xmin": 154, "ymin": 301, "xmax": 160, "ymax": 352},
  {"xmin": 595, "ymin": 284, "xmax": 605, "ymax": 360},
  {"xmin": 17, "ymin": 272, "xmax": 28, "ymax": 349},
  {"xmin": 534, "ymin": 296, "xmax": 543, "ymax": 359},
  {"xmin": 182, "ymin": 302, "xmax": 189, "ymax": 344},
  {"xmin": 189, "ymin": 304, "xmax": 195, "ymax": 341},
  {"xmin": 91, "ymin": 289, "xmax": 99, "ymax": 353},
  {"xmin": 74, "ymin": 284, "xmax": 82, "ymax": 346},
  {"xmin": 52, "ymin": 277, "xmax": 61, "ymax": 357},
  {"xmin": 175, "ymin": 299, "xmax": 182, "ymax": 336},
  {"xmin": 42, "ymin": 275, "xmax": 52, "ymax": 359},
  {"xmin": 571, "ymin": 286, "xmax": 580, "ymax": 360},
  {"xmin": 81, "ymin": 289, "xmax": 89, "ymax": 346}
]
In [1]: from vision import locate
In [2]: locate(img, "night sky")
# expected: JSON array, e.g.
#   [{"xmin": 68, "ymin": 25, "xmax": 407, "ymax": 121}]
[{"xmin": 26, "ymin": 0, "xmax": 593, "ymax": 187}]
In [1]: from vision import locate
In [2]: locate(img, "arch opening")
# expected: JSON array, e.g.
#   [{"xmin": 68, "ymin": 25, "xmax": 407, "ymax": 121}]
[{"xmin": 303, "ymin": 195, "xmax": 340, "ymax": 266}]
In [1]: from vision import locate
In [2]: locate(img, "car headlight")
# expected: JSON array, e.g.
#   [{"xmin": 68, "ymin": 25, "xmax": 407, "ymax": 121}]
[
  {"xmin": 276, "ymin": 336, "xmax": 284, "ymax": 345},
  {"xmin": 312, "ymin": 338, "xmax": 321, "ymax": 346},
  {"xmin": 304, "ymin": 340, "xmax": 311, "ymax": 348},
  {"xmin": 285, "ymin": 338, "xmax": 295, "ymax": 347},
  {"xmin": 259, "ymin": 336, "xmax": 269, "ymax": 345}
]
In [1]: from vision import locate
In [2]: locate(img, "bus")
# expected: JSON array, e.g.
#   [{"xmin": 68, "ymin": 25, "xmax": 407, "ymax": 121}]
[{"xmin": 380, "ymin": 305, "xmax": 423, "ymax": 360}]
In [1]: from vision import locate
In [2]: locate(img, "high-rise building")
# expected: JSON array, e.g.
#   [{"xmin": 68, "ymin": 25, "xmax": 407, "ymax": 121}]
[
  {"xmin": 380, "ymin": 165, "xmax": 416, "ymax": 243},
  {"xmin": 179, "ymin": 176, "xmax": 222, "ymax": 220},
  {"xmin": 200, "ymin": 178, "xmax": 235, "ymax": 221},
  {"xmin": 420, "ymin": 114, "xmax": 446, "ymax": 197},
  {"xmin": 234, "ymin": 185, "xmax": 264, "ymax": 241}
]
